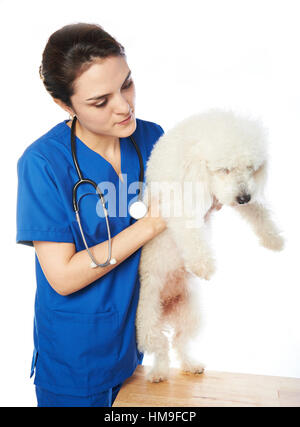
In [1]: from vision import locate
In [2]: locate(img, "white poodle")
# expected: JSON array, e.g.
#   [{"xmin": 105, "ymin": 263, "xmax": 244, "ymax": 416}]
[{"xmin": 136, "ymin": 109, "xmax": 284, "ymax": 383}]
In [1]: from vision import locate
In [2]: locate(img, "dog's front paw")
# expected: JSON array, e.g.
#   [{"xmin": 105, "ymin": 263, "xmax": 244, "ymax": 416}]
[
  {"xmin": 260, "ymin": 233, "xmax": 285, "ymax": 251},
  {"xmin": 186, "ymin": 257, "xmax": 216, "ymax": 280}
]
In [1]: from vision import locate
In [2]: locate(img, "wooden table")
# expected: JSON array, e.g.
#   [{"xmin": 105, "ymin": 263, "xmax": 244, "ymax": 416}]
[{"xmin": 113, "ymin": 365, "xmax": 300, "ymax": 407}]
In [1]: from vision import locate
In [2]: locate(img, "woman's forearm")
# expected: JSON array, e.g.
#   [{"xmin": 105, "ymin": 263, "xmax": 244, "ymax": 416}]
[{"xmin": 60, "ymin": 216, "xmax": 165, "ymax": 296}]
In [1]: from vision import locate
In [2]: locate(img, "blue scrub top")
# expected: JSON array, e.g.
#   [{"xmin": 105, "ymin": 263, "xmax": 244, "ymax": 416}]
[{"xmin": 16, "ymin": 117, "xmax": 164, "ymax": 396}]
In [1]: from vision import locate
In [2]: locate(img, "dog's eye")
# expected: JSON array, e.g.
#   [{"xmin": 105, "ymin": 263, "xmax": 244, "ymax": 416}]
[
  {"xmin": 247, "ymin": 166, "xmax": 254, "ymax": 172},
  {"xmin": 218, "ymin": 168, "xmax": 230, "ymax": 174}
]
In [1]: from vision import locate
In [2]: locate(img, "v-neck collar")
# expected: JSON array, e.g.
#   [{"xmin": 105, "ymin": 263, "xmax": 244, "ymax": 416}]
[{"xmin": 63, "ymin": 119, "xmax": 126, "ymax": 184}]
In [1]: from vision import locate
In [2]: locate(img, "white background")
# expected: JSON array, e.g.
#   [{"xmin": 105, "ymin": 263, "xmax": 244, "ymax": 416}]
[{"xmin": 1, "ymin": 0, "xmax": 299, "ymax": 407}]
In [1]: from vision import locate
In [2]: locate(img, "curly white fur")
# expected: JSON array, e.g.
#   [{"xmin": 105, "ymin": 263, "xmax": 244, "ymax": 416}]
[{"xmin": 136, "ymin": 109, "xmax": 284, "ymax": 383}]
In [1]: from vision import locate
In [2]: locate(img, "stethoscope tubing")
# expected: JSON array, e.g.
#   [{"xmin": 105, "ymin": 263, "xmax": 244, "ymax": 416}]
[{"xmin": 70, "ymin": 115, "xmax": 144, "ymax": 268}]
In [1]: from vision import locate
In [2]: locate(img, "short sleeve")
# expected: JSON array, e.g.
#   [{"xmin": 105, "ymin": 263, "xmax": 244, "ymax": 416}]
[
  {"xmin": 156, "ymin": 124, "xmax": 164, "ymax": 135},
  {"xmin": 146, "ymin": 123, "xmax": 165, "ymax": 160},
  {"xmin": 16, "ymin": 150, "xmax": 74, "ymax": 247}
]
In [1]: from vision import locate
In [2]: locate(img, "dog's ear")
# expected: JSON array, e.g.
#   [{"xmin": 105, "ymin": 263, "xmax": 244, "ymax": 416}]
[{"xmin": 182, "ymin": 153, "xmax": 213, "ymax": 224}]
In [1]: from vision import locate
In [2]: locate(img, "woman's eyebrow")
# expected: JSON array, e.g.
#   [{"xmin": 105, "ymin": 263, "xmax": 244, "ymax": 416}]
[{"xmin": 85, "ymin": 71, "xmax": 132, "ymax": 101}]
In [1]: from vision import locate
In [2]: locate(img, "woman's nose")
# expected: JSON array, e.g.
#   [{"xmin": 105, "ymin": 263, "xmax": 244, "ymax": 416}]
[{"xmin": 115, "ymin": 93, "xmax": 132, "ymax": 113}]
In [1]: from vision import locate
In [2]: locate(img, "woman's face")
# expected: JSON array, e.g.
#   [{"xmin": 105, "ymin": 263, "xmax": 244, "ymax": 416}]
[{"xmin": 66, "ymin": 55, "xmax": 136, "ymax": 139}]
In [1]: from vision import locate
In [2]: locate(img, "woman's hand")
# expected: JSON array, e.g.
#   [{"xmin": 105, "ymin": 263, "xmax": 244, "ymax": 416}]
[{"xmin": 142, "ymin": 195, "xmax": 167, "ymax": 236}]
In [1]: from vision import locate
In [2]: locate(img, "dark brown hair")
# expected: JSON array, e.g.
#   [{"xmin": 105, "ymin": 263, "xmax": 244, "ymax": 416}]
[{"xmin": 39, "ymin": 22, "xmax": 126, "ymax": 109}]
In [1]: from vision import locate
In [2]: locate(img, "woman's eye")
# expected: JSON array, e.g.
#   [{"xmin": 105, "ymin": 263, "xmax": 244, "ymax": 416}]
[
  {"xmin": 94, "ymin": 80, "xmax": 133, "ymax": 108},
  {"xmin": 95, "ymin": 100, "xmax": 108, "ymax": 108}
]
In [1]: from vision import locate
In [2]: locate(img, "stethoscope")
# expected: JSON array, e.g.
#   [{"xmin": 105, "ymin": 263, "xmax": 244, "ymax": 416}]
[{"xmin": 70, "ymin": 115, "xmax": 148, "ymax": 268}]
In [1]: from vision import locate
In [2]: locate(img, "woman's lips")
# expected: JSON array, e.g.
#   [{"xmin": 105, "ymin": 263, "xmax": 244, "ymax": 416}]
[{"xmin": 117, "ymin": 113, "xmax": 132, "ymax": 125}]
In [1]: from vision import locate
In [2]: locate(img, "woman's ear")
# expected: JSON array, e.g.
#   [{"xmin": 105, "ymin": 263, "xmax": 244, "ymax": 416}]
[{"xmin": 53, "ymin": 98, "xmax": 74, "ymax": 117}]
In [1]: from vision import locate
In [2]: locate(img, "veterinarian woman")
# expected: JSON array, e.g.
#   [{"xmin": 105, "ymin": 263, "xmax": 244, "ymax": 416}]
[{"xmin": 15, "ymin": 23, "xmax": 168, "ymax": 407}]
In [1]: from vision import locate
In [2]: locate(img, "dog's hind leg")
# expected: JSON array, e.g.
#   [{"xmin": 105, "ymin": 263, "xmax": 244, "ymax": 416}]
[
  {"xmin": 136, "ymin": 270, "xmax": 170, "ymax": 382},
  {"xmin": 145, "ymin": 336, "xmax": 170, "ymax": 383},
  {"xmin": 170, "ymin": 287, "xmax": 205, "ymax": 375}
]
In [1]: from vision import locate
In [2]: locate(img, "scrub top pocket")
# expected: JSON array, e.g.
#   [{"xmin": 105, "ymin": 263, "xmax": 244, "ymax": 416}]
[{"xmin": 49, "ymin": 309, "xmax": 120, "ymax": 390}]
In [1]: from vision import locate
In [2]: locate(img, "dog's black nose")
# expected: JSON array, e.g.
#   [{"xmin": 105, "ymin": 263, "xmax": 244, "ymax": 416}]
[{"xmin": 237, "ymin": 194, "xmax": 251, "ymax": 204}]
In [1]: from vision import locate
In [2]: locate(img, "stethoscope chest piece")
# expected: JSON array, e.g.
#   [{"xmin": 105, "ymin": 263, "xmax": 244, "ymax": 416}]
[{"xmin": 129, "ymin": 200, "xmax": 148, "ymax": 219}]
